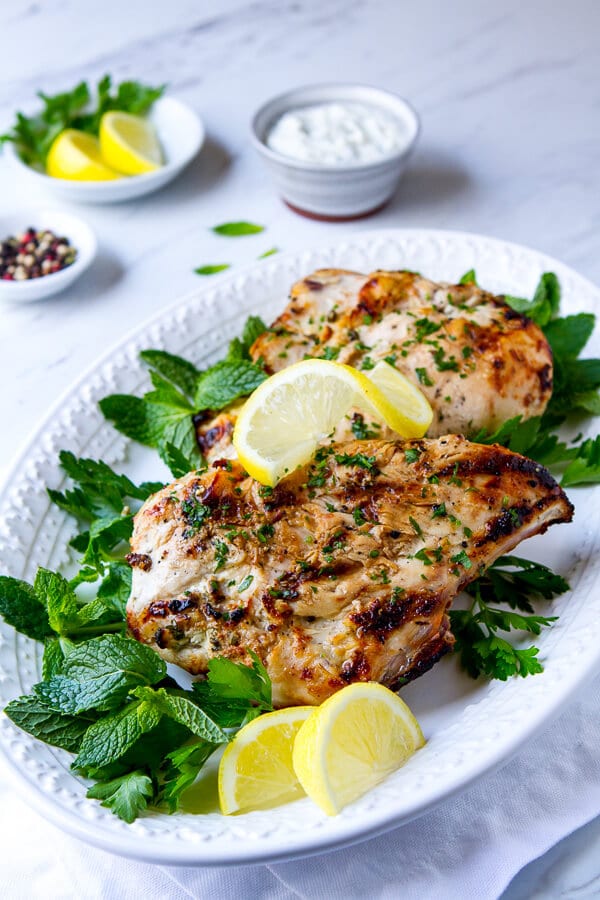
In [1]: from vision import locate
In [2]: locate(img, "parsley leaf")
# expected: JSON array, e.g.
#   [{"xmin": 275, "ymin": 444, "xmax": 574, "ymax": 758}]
[
  {"xmin": 451, "ymin": 555, "xmax": 567, "ymax": 680},
  {"xmin": 161, "ymin": 740, "xmax": 217, "ymax": 811},
  {"xmin": 86, "ymin": 770, "xmax": 154, "ymax": 823},
  {"xmin": 192, "ymin": 653, "xmax": 272, "ymax": 728}
]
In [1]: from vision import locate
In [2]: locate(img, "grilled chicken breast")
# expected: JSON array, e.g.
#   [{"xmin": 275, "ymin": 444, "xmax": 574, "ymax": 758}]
[
  {"xmin": 197, "ymin": 269, "xmax": 553, "ymax": 461},
  {"xmin": 127, "ymin": 437, "xmax": 572, "ymax": 707}
]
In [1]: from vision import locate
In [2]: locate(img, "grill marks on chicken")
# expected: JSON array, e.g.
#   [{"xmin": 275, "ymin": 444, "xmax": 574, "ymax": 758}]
[
  {"xmin": 195, "ymin": 269, "xmax": 553, "ymax": 461},
  {"xmin": 127, "ymin": 437, "xmax": 572, "ymax": 707}
]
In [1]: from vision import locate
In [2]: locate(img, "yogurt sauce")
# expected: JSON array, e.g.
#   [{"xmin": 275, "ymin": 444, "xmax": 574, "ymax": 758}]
[{"xmin": 266, "ymin": 102, "xmax": 409, "ymax": 165}]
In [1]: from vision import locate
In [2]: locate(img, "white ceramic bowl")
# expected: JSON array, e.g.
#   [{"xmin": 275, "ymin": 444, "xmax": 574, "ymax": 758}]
[
  {"xmin": 4, "ymin": 97, "xmax": 204, "ymax": 204},
  {"xmin": 0, "ymin": 211, "xmax": 96, "ymax": 303},
  {"xmin": 251, "ymin": 84, "xmax": 420, "ymax": 220}
]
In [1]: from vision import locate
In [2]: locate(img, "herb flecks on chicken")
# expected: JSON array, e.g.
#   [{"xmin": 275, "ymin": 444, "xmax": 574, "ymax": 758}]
[
  {"xmin": 127, "ymin": 437, "xmax": 572, "ymax": 707},
  {"xmin": 196, "ymin": 269, "xmax": 553, "ymax": 460}
]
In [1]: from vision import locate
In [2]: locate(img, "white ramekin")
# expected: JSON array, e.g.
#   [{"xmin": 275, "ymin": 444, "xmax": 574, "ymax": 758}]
[{"xmin": 251, "ymin": 84, "xmax": 420, "ymax": 220}]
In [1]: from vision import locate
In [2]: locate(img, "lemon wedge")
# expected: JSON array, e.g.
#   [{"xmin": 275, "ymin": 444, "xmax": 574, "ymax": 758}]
[
  {"xmin": 99, "ymin": 111, "xmax": 163, "ymax": 175},
  {"xmin": 46, "ymin": 129, "xmax": 121, "ymax": 181},
  {"xmin": 232, "ymin": 359, "xmax": 433, "ymax": 486},
  {"xmin": 292, "ymin": 682, "xmax": 425, "ymax": 816},
  {"xmin": 219, "ymin": 706, "xmax": 313, "ymax": 815}
]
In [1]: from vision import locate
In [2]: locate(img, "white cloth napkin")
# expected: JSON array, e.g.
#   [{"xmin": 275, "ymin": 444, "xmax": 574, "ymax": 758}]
[{"xmin": 1, "ymin": 671, "xmax": 599, "ymax": 900}]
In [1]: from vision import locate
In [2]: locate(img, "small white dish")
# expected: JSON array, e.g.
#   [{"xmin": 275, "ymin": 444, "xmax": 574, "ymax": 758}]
[
  {"xmin": 4, "ymin": 97, "xmax": 204, "ymax": 204},
  {"xmin": 0, "ymin": 211, "xmax": 96, "ymax": 303},
  {"xmin": 251, "ymin": 84, "xmax": 420, "ymax": 220}
]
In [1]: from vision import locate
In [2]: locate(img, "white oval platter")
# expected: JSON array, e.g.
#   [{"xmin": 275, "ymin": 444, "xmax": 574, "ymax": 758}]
[{"xmin": 0, "ymin": 228, "xmax": 599, "ymax": 867}]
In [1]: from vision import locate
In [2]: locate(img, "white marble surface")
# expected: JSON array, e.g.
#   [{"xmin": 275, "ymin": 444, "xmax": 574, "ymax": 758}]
[{"xmin": 0, "ymin": 0, "xmax": 599, "ymax": 896}]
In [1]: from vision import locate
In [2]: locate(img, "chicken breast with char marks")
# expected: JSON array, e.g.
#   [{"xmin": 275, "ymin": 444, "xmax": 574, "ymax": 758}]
[
  {"xmin": 197, "ymin": 269, "xmax": 553, "ymax": 461},
  {"xmin": 127, "ymin": 437, "xmax": 572, "ymax": 707}
]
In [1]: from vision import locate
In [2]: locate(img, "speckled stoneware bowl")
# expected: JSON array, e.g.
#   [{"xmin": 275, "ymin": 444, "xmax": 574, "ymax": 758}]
[{"xmin": 251, "ymin": 84, "xmax": 420, "ymax": 220}]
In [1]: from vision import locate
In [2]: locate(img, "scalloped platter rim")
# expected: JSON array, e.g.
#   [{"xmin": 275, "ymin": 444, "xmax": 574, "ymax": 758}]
[{"xmin": 1, "ymin": 228, "xmax": 599, "ymax": 867}]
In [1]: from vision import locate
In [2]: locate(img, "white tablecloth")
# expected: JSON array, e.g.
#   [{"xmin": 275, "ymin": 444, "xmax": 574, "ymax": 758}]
[{"xmin": 2, "ymin": 671, "xmax": 599, "ymax": 899}]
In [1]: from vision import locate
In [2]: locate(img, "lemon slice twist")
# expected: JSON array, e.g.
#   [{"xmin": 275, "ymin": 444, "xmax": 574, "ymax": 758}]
[{"xmin": 233, "ymin": 358, "xmax": 433, "ymax": 486}]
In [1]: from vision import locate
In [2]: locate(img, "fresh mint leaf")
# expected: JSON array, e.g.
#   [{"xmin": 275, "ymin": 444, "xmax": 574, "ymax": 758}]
[
  {"xmin": 35, "ymin": 568, "xmax": 81, "ymax": 635},
  {"xmin": 258, "ymin": 247, "xmax": 279, "ymax": 258},
  {"xmin": 459, "ymin": 269, "xmax": 477, "ymax": 285},
  {"xmin": 140, "ymin": 349, "xmax": 201, "ymax": 400},
  {"xmin": 0, "ymin": 575, "xmax": 53, "ymax": 641},
  {"xmin": 73, "ymin": 698, "xmax": 162, "ymax": 770},
  {"xmin": 98, "ymin": 394, "xmax": 158, "ymax": 445},
  {"xmin": 158, "ymin": 440, "xmax": 202, "ymax": 479},
  {"xmin": 4, "ymin": 694, "xmax": 94, "ymax": 752},
  {"xmin": 194, "ymin": 264, "xmax": 231, "ymax": 275},
  {"xmin": 96, "ymin": 563, "xmax": 132, "ymax": 615},
  {"xmin": 35, "ymin": 634, "xmax": 167, "ymax": 714},
  {"xmin": 42, "ymin": 638, "xmax": 67, "ymax": 679},
  {"xmin": 226, "ymin": 317, "xmax": 267, "ymax": 363},
  {"xmin": 194, "ymin": 360, "xmax": 266, "ymax": 411},
  {"xmin": 131, "ymin": 686, "xmax": 227, "ymax": 743},
  {"xmin": 242, "ymin": 315, "xmax": 268, "ymax": 352},
  {"xmin": 212, "ymin": 221, "xmax": 264, "ymax": 237},
  {"xmin": 505, "ymin": 272, "xmax": 560, "ymax": 326},
  {"xmin": 86, "ymin": 770, "xmax": 154, "ymax": 823},
  {"xmin": 543, "ymin": 313, "xmax": 595, "ymax": 360}
]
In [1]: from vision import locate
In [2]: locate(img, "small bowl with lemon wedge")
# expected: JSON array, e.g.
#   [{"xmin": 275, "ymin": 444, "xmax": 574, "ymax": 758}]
[{"xmin": 4, "ymin": 95, "xmax": 204, "ymax": 204}]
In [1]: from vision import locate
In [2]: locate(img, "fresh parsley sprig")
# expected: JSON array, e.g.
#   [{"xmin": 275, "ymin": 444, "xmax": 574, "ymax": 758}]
[
  {"xmin": 0, "ymin": 75, "xmax": 165, "ymax": 171},
  {"xmin": 450, "ymin": 556, "xmax": 569, "ymax": 680},
  {"xmin": 47, "ymin": 450, "xmax": 163, "ymax": 596}
]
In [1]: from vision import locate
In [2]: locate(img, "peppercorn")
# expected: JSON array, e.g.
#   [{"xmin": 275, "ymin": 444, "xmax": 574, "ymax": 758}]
[{"xmin": 0, "ymin": 227, "xmax": 77, "ymax": 280}]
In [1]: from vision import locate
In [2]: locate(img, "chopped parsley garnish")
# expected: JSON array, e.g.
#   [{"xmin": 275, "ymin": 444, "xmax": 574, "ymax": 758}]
[
  {"xmin": 181, "ymin": 498, "xmax": 211, "ymax": 536},
  {"xmin": 414, "ymin": 317, "xmax": 442, "ymax": 342},
  {"xmin": 415, "ymin": 367, "xmax": 433, "ymax": 386},
  {"xmin": 432, "ymin": 347, "xmax": 459, "ymax": 372},
  {"xmin": 351, "ymin": 414, "xmax": 379, "ymax": 440},
  {"xmin": 414, "ymin": 548, "xmax": 433, "ymax": 566},
  {"xmin": 214, "ymin": 540, "xmax": 229, "ymax": 571},
  {"xmin": 432, "ymin": 503, "xmax": 447, "ymax": 518},
  {"xmin": 238, "ymin": 574, "xmax": 253, "ymax": 592},
  {"xmin": 409, "ymin": 516, "xmax": 423, "ymax": 537},
  {"xmin": 404, "ymin": 448, "xmax": 421, "ymax": 463},
  {"xmin": 334, "ymin": 452, "xmax": 378, "ymax": 471},
  {"xmin": 450, "ymin": 550, "xmax": 472, "ymax": 569},
  {"xmin": 353, "ymin": 508, "xmax": 367, "ymax": 526},
  {"xmin": 256, "ymin": 523, "xmax": 275, "ymax": 543}
]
